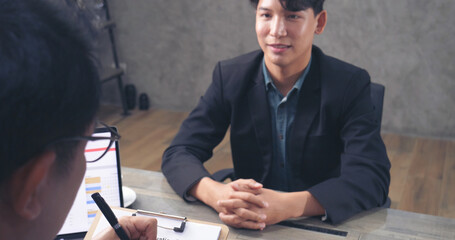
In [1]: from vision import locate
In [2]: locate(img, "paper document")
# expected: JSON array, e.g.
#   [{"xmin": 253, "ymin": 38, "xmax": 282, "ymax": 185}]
[{"xmin": 90, "ymin": 209, "xmax": 222, "ymax": 240}]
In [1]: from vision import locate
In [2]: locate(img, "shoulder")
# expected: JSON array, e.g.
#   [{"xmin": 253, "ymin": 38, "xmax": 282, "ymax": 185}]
[
  {"xmin": 313, "ymin": 46, "xmax": 368, "ymax": 78},
  {"xmin": 212, "ymin": 50, "xmax": 263, "ymax": 78},
  {"xmin": 311, "ymin": 46, "xmax": 372, "ymax": 112},
  {"xmin": 212, "ymin": 50, "xmax": 264, "ymax": 92},
  {"xmin": 312, "ymin": 46, "xmax": 371, "ymax": 94}
]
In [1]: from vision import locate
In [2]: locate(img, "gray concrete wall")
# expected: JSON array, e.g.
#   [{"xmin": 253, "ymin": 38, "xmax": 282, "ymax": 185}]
[{"xmin": 99, "ymin": 0, "xmax": 455, "ymax": 139}]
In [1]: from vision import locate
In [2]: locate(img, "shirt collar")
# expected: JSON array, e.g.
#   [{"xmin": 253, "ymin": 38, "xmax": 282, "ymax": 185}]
[{"xmin": 262, "ymin": 57, "xmax": 312, "ymax": 94}]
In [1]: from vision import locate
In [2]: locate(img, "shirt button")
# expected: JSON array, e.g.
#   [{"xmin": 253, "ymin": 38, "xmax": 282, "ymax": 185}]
[
  {"xmin": 280, "ymin": 163, "xmax": 285, "ymax": 168},
  {"xmin": 279, "ymin": 134, "xmax": 284, "ymax": 140}
]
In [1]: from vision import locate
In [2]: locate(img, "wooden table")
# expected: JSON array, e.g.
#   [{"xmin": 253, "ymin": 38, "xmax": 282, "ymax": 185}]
[{"xmin": 122, "ymin": 167, "xmax": 455, "ymax": 240}]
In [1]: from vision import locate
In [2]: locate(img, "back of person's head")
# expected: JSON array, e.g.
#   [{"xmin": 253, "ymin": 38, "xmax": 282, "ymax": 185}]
[
  {"xmin": 249, "ymin": 0, "xmax": 325, "ymax": 15},
  {"xmin": 0, "ymin": 0, "xmax": 101, "ymax": 184}
]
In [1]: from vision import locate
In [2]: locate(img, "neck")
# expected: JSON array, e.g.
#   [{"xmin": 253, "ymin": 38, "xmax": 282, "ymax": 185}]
[
  {"xmin": 0, "ymin": 208, "xmax": 46, "ymax": 240},
  {"xmin": 265, "ymin": 57, "xmax": 310, "ymax": 96},
  {"xmin": 0, "ymin": 217, "xmax": 25, "ymax": 240}
]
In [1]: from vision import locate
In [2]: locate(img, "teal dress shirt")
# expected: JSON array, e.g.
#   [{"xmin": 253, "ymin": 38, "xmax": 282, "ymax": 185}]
[{"xmin": 263, "ymin": 57, "xmax": 311, "ymax": 191}]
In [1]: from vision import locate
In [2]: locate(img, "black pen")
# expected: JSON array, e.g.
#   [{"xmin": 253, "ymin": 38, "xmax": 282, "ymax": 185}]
[{"xmin": 91, "ymin": 192, "xmax": 130, "ymax": 240}]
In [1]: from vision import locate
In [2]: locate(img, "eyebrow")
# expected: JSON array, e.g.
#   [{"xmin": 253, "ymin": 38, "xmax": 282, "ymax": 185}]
[{"xmin": 257, "ymin": 6, "xmax": 303, "ymax": 13}]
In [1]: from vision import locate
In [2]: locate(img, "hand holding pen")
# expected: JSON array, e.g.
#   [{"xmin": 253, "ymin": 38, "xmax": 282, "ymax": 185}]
[{"xmin": 91, "ymin": 193, "xmax": 157, "ymax": 240}]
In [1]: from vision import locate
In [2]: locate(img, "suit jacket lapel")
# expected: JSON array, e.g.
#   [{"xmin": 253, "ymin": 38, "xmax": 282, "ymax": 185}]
[
  {"xmin": 248, "ymin": 65, "xmax": 273, "ymax": 182},
  {"xmin": 288, "ymin": 59, "xmax": 321, "ymax": 168}
]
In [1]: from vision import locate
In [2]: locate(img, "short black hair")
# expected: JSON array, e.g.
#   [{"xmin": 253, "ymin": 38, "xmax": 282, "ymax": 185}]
[
  {"xmin": 0, "ymin": 0, "xmax": 101, "ymax": 183},
  {"xmin": 249, "ymin": 0, "xmax": 325, "ymax": 15}
]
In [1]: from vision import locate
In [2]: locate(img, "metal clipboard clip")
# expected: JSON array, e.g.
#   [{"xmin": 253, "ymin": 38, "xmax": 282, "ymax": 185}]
[{"xmin": 134, "ymin": 209, "xmax": 187, "ymax": 233}]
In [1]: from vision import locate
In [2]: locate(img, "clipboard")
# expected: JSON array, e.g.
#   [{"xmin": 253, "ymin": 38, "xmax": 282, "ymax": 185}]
[{"xmin": 84, "ymin": 207, "xmax": 229, "ymax": 240}]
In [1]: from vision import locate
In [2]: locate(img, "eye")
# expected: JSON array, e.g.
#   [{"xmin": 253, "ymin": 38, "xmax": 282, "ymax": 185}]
[
  {"xmin": 287, "ymin": 14, "xmax": 300, "ymax": 19},
  {"xmin": 260, "ymin": 13, "xmax": 272, "ymax": 18}
]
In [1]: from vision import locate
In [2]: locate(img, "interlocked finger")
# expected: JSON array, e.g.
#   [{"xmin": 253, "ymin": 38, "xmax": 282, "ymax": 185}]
[
  {"xmin": 230, "ymin": 179, "xmax": 263, "ymax": 194},
  {"xmin": 232, "ymin": 207, "xmax": 267, "ymax": 222},
  {"xmin": 228, "ymin": 191, "xmax": 268, "ymax": 208},
  {"xmin": 218, "ymin": 198, "xmax": 250, "ymax": 210},
  {"xmin": 219, "ymin": 212, "xmax": 266, "ymax": 230}
]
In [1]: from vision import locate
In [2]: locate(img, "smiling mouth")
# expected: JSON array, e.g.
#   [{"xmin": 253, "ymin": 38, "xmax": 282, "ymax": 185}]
[
  {"xmin": 268, "ymin": 44, "xmax": 290, "ymax": 49},
  {"xmin": 268, "ymin": 44, "xmax": 291, "ymax": 53}
]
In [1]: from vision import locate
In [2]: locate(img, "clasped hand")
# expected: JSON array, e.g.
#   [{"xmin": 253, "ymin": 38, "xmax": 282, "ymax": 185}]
[{"xmin": 215, "ymin": 179, "xmax": 294, "ymax": 230}]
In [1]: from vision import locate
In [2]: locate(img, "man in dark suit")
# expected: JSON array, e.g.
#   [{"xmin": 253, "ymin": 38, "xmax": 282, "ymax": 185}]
[{"xmin": 162, "ymin": 0, "xmax": 390, "ymax": 229}]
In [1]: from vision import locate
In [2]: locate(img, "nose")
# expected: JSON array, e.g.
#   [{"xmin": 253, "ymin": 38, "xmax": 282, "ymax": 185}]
[{"xmin": 270, "ymin": 16, "xmax": 286, "ymax": 38}]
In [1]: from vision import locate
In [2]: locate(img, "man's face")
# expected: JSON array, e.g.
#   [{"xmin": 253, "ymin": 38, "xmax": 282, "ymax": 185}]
[{"xmin": 255, "ymin": 0, "xmax": 322, "ymax": 72}]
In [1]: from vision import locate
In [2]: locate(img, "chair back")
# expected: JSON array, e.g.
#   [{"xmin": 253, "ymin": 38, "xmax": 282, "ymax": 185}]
[{"xmin": 370, "ymin": 82, "xmax": 385, "ymax": 130}]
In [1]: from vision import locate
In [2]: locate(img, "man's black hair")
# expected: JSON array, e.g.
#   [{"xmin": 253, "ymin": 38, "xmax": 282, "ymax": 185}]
[
  {"xmin": 0, "ymin": 0, "xmax": 101, "ymax": 183},
  {"xmin": 249, "ymin": 0, "xmax": 325, "ymax": 15}
]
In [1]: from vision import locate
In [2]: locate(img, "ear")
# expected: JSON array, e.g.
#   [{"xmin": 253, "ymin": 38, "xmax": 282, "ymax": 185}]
[
  {"xmin": 314, "ymin": 10, "xmax": 327, "ymax": 35},
  {"xmin": 9, "ymin": 151, "xmax": 56, "ymax": 220}
]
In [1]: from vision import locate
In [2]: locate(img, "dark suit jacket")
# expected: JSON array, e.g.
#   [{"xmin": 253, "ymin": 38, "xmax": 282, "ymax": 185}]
[{"xmin": 162, "ymin": 46, "xmax": 391, "ymax": 224}]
